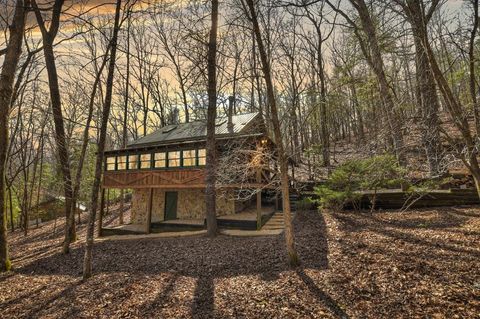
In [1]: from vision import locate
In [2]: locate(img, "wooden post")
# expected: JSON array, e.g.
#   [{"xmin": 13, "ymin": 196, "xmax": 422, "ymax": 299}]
[
  {"xmin": 106, "ymin": 188, "xmax": 110, "ymax": 215},
  {"xmin": 291, "ymin": 163, "xmax": 296, "ymax": 189},
  {"xmin": 275, "ymin": 191, "xmax": 279, "ymax": 211},
  {"xmin": 98, "ymin": 188, "xmax": 106, "ymax": 237},
  {"xmin": 256, "ymin": 168, "xmax": 262, "ymax": 229},
  {"xmin": 145, "ymin": 188, "xmax": 154, "ymax": 234}
]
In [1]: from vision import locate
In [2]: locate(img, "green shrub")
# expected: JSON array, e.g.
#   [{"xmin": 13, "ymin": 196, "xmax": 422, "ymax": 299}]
[
  {"xmin": 296, "ymin": 197, "xmax": 315, "ymax": 211},
  {"xmin": 314, "ymin": 154, "xmax": 406, "ymax": 210},
  {"xmin": 359, "ymin": 155, "xmax": 406, "ymax": 191},
  {"xmin": 314, "ymin": 185, "xmax": 361, "ymax": 211}
]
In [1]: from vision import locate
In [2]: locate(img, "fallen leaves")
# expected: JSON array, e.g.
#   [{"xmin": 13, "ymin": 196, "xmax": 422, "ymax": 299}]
[{"xmin": 0, "ymin": 206, "xmax": 479, "ymax": 318}]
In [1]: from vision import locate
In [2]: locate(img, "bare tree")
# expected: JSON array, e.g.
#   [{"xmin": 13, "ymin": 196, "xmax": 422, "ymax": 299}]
[
  {"xmin": 413, "ymin": 0, "xmax": 480, "ymax": 198},
  {"xmin": 83, "ymin": 0, "xmax": 123, "ymax": 279},
  {"xmin": 391, "ymin": 0, "xmax": 443, "ymax": 176},
  {"xmin": 468, "ymin": 0, "xmax": 479, "ymax": 133},
  {"xmin": 31, "ymin": 0, "xmax": 76, "ymax": 254},
  {"xmin": 0, "ymin": 0, "xmax": 29, "ymax": 271},
  {"xmin": 244, "ymin": 0, "xmax": 299, "ymax": 265},
  {"xmin": 205, "ymin": 0, "xmax": 220, "ymax": 237}
]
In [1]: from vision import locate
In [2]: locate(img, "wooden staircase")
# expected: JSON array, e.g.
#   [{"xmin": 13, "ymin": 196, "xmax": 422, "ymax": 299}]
[
  {"xmin": 261, "ymin": 212, "xmax": 285, "ymax": 231},
  {"xmin": 261, "ymin": 211, "xmax": 296, "ymax": 231}
]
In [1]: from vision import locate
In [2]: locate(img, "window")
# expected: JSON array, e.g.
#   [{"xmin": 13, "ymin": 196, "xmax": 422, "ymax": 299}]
[
  {"xmin": 183, "ymin": 150, "xmax": 196, "ymax": 167},
  {"xmin": 154, "ymin": 152, "xmax": 166, "ymax": 168},
  {"xmin": 128, "ymin": 154, "xmax": 138, "ymax": 170},
  {"xmin": 117, "ymin": 156, "xmax": 127, "ymax": 170},
  {"xmin": 168, "ymin": 151, "xmax": 180, "ymax": 167},
  {"xmin": 106, "ymin": 157, "xmax": 116, "ymax": 171},
  {"xmin": 140, "ymin": 153, "xmax": 151, "ymax": 169},
  {"xmin": 198, "ymin": 149, "xmax": 206, "ymax": 166}
]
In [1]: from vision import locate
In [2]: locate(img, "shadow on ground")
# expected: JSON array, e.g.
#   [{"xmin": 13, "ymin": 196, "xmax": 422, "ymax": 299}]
[{"xmin": 5, "ymin": 211, "xmax": 347, "ymax": 318}]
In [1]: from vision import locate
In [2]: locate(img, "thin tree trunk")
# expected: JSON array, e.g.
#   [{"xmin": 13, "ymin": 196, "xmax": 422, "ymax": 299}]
[
  {"xmin": 245, "ymin": 0, "xmax": 299, "ymax": 266},
  {"xmin": 0, "ymin": 0, "xmax": 28, "ymax": 272},
  {"xmin": 205, "ymin": 0, "xmax": 219, "ymax": 237},
  {"xmin": 181, "ymin": 84, "xmax": 189, "ymax": 123},
  {"xmin": 318, "ymin": 54, "xmax": 330, "ymax": 167},
  {"xmin": 83, "ymin": 0, "xmax": 122, "ymax": 279},
  {"xmin": 71, "ymin": 47, "xmax": 110, "ymax": 230},
  {"xmin": 469, "ymin": 0, "xmax": 480, "ymax": 134},
  {"xmin": 120, "ymin": 11, "xmax": 132, "ymax": 226},
  {"xmin": 36, "ymin": 136, "xmax": 44, "ymax": 228},
  {"xmin": 8, "ymin": 187, "xmax": 14, "ymax": 232}
]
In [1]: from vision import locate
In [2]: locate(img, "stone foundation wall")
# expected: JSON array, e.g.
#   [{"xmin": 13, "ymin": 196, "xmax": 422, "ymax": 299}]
[
  {"xmin": 152, "ymin": 189, "xmax": 165, "ymax": 223},
  {"xmin": 131, "ymin": 189, "xmax": 236, "ymax": 223},
  {"xmin": 131, "ymin": 189, "xmax": 149, "ymax": 224}
]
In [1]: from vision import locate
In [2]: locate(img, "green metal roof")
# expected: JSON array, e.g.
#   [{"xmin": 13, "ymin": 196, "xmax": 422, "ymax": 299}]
[{"xmin": 127, "ymin": 112, "xmax": 261, "ymax": 148}]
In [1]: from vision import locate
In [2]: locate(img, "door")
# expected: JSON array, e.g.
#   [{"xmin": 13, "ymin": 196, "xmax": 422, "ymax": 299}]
[{"xmin": 164, "ymin": 191, "xmax": 178, "ymax": 220}]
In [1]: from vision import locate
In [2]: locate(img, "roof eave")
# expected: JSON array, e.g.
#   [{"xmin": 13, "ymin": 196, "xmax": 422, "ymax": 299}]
[{"xmin": 106, "ymin": 132, "xmax": 266, "ymax": 155}]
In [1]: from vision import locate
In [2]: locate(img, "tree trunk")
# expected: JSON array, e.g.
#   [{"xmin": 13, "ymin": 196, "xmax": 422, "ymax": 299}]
[
  {"xmin": 8, "ymin": 186, "xmax": 14, "ymax": 232},
  {"xmin": 71, "ymin": 46, "xmax": 110, "ymax": 230},
  {"xmin": 413, "ymin": 32, "xmax": 442, "ymax": 176},
  {"xmin": 120, "ymin": 12, "xmax": 131, "ymax": 226},
  {"xmin": 401, "ymin": 0, "xmax": 443, "ymax": 176},
  {"xmin": 36, "ymin": 136, "xmax": 45, "ymax": 228},
  {"xmin": 352, "ymin": 0, "xmax": 406, "ymax": 164},
  {"xmin": 416, "ymin": 1, "xmax": 480, "ymax": 198},
  {"xmin": 0, "ymin": 0, "xmax": 28, "ymax": 272},
  {"xmin": 469, "ymin": 0, "xmax": 480, "ymax": 134},
  {"xmin": 245, "ymin": 0, "xmax": 299, "ymax": 266},
  {"xmin": 318, "ymin": 54, "xmax": 330, "ymax": 167},
  {"xmin": 83, "ymin": 0, "xmax": 122, "ymax": 280},
  {"xmin": 32, "ymin": 0, "xmax": 76, "ymax": 254},
  {"xmin": 205, "ymin": 0, "xmax": 219, "ymax": 237}
]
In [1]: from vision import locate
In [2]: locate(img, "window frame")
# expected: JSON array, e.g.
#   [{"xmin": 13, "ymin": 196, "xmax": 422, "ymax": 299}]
[
  {"xmin": 167, "ymin": 150, "xmax": 181, "ymax": 168},
  {"xmin": 116, "ymin": 155, "xmax": 127, "ymax": 171},
  {"xmin": 139, "ymin": 153, "xmax": 152, "ymax": 170},
  {"xmin": 106, "ymin": 156, "xmax": 117, "ymax": 171},
  {"xmin": 182, "ymin": 149, "xmax": 197, "ymax": 167},
  {"xmin": 153, "ymin": 152, "xmax": 167, "ymax": 169},
  {"xmin": 127, "ymin": 154, "xmax": 139, "ymax": 170},
  {"xmin": 105, "ymin": 147, "xmax": 209, "ymax": 171},
  {"xmin": 197, "ymin": 149, "xmax": 206, "ymax": 167}
]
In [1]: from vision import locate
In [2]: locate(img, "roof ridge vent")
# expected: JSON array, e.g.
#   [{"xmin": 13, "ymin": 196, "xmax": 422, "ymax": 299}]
[{"xmin": 162, "ymin": 125, "xmax": 177, "ymax": 133}]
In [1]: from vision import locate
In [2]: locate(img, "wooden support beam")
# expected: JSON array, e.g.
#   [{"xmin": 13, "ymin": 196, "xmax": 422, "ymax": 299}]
[
  {"xmin": 256, "ymin": 168, "xmax": 262, "ymax": 230},
  {"xmin": 102, "ymin": 183, "xmax": 275, "ymax": 190},
  {"xmin": 97, "ymin": 188, "xmax": 106, "ymax": 237},
  {"xmin": 106, "ymin": 188, "xmax": 110, "ymax": 215},
  {"xmin": 145, "ymin": 188, "xmax": 154, "ymax": 234},
  {"xmin": 275, "ymin": 191, "xmax": 279, "ymax": 211}
]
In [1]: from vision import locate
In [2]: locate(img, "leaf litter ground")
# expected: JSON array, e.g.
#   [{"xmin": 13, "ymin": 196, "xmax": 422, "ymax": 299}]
[{"xmin": 1, "ymin": 206, "xmax": 479, "ymax": 318}]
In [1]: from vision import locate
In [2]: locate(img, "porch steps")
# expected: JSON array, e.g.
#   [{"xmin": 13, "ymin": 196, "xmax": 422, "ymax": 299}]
[{"xmin": 261, "ymin": 211, "xmax": 295, "ymax": 231}]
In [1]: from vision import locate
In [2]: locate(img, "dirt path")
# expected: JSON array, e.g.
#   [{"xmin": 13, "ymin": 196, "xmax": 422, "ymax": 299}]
[{"xmin": 1, "ymin": 207, "xmax": 479, "ymax": 318}]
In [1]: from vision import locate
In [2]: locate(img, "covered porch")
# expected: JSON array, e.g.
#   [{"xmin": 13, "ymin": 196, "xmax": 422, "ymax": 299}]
[
  {"xmin": 101, "ymin": 205, "xmax": 277, "ymax": 236},
  {"xmin": 98, "ymin": 164, "xmax": 280, "ymax": 237}
]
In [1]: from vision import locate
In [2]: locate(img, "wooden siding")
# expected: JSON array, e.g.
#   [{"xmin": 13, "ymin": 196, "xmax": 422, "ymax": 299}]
[{"xmin": 103, "ymin": 169, "xmax": 206, "ymax": 189}]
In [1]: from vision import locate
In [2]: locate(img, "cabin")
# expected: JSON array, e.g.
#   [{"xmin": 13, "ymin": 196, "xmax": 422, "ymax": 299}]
[{"xmin": 100, "ymin": 112, "xmax": 279, "ymax": 235}]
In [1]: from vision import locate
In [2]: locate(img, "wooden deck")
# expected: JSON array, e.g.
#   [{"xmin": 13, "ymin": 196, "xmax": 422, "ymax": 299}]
[
  {"xmin": 101, "ymin": 206, "xmax": 277, "ymax": 236},
  {"xmin": 304, "ymin": 188, "xmax": 480, "ymax": 210}
]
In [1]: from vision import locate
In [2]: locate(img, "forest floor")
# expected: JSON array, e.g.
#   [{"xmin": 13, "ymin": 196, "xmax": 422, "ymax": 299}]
[{"xmin": 1, "ymin": 206, "xmax": 479, "ymax": 318}]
